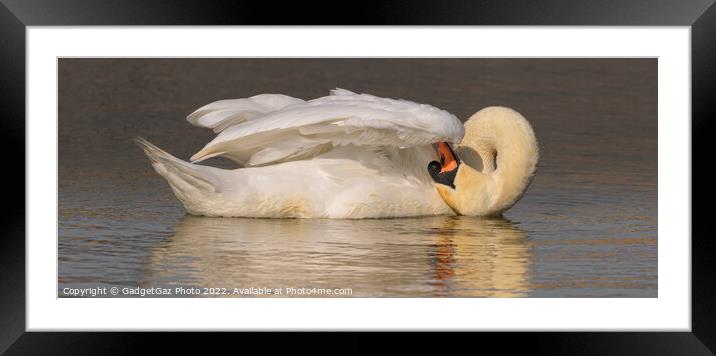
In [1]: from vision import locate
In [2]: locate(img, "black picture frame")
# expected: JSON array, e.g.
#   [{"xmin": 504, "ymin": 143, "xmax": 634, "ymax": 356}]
[{"xmin": 1, "ymin": 0, "xmax": 713, "ymax": 354}]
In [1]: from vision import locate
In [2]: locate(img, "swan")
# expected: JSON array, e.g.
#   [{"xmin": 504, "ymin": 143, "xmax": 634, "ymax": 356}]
[{"xmin": 137, "ymin": 89, "xmax": 538, "ymax": 219}]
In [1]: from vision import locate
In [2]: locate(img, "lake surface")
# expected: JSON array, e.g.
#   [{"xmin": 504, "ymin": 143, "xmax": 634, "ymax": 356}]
[{"xmin": 58, "ymin": 58, "xmax": 657, "ymax": 297}]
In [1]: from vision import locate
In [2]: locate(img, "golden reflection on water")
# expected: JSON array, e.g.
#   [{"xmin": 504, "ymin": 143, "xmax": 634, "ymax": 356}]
[{"xmin": 141, "ymin": 215, "xmax": 532, "ymax": 297}]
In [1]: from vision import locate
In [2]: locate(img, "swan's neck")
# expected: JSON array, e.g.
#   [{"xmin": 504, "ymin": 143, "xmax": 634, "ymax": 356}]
[
  {"xmin": 475, "ymin": 144, "xmax": 496, "ymax": 174},
  {"xmin": 439, "ymin": 107, "xmax": 538, "ymax": 216}
]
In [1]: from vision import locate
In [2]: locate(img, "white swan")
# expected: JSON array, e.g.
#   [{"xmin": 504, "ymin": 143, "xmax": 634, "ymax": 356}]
[{"xmin": 137, "ymin": 89, "xmax": 538, "ymax": 219}]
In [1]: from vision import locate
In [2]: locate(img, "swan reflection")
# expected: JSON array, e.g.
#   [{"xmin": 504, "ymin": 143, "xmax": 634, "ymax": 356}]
[{"xmin": 141, "ymin": 215, "xmax": 532, "ymax": 297}]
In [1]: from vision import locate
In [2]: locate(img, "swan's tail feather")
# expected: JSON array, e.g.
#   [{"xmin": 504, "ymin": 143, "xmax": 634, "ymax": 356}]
[{"xmin": 135, "ymin": 137, "xmax": 219, "ymax": 194}]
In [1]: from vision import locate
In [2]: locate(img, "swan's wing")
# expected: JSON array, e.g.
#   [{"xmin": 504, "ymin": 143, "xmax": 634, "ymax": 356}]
[
  {"xmin": 189, "ymin": 89, "xmax": 464, "ymax": 166},
  {"xmin": 186, "ymin": 94, "xmax": 305, "ymax": 133}
]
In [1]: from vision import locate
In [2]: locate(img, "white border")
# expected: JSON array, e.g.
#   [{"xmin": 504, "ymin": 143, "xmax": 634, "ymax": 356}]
[{"xmin": 27, "ymin": 27, "xmax": 690, "ymax": 331}]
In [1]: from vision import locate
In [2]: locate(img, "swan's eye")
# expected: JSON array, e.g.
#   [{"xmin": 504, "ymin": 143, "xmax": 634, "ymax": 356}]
[{"xmin": 440, "ymin": 155, "xmax": 445, "ymax": 165}]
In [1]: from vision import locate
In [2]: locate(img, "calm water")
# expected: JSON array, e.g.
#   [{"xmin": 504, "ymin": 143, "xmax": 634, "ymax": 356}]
[{"xmin": 58, "ymin": 58, "xmax": 657, "ymax": 297}]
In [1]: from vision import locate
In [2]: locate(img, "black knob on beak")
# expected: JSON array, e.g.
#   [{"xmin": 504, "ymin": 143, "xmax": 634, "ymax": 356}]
[
  {"xmin": 428, "ymin": 161, "xmax": 442, "ymax": 180},
  {"xmin": 428, "ymin": 160, "xmax": 458, "ymax": 189}
]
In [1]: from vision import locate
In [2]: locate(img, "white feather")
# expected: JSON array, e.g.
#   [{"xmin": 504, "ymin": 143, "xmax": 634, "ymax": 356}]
[
  {"xmin": 186, "ymin": 94, "xmax": 305, "ymax": 133},
  {"xmin": 189, "ymin": 89, "xmax": 464, "ymax": 165}
]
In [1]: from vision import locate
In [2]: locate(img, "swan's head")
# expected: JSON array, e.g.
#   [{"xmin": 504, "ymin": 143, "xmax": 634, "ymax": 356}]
[
  {"xmin": 427, "ymin": 142, "xmax": 460, "ymax": 189},
  {"xmin": 428, "ymin": 107, "xmax": 539, "ymax": 216}
]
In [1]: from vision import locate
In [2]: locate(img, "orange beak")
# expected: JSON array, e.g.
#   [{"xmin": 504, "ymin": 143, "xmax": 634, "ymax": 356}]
[{"xmin": 437, "ymin": 142, "xmax": 459, "ymax": 173}]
